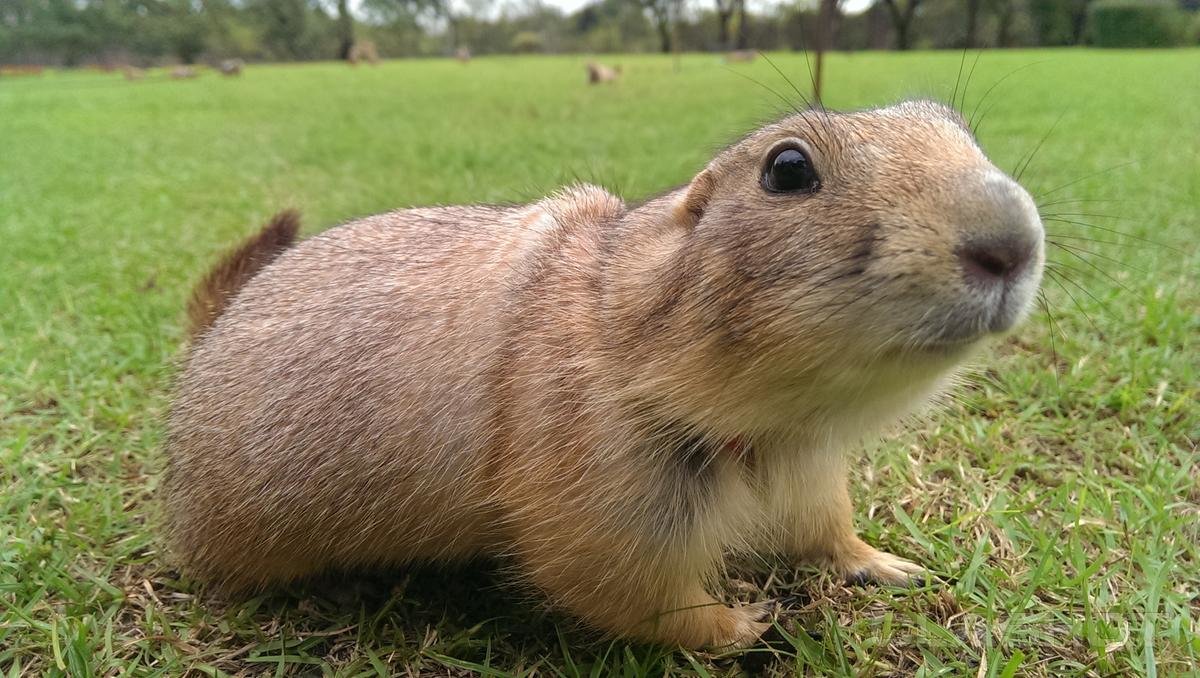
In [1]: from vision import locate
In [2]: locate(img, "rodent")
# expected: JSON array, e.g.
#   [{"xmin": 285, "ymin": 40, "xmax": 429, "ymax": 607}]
[
  {"xmin": 586, "ymin": 62, "xmax": 621, "ymax": 84},
  {"xmin": 164, "ymin": 100, "xmax": 1044, "ymax": 649}
]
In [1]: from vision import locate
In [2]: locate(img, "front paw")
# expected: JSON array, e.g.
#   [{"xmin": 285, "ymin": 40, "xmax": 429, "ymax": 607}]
[
  {"xmin": 709, "ymin": 600, "xmax": 776, "ymax": 650},
  {"xmin": 822, "ymin": 539, "xmax": 925, "ymax": 586}
]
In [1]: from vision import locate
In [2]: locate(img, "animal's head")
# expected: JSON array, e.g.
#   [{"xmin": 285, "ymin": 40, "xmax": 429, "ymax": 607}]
[{"xmin": 614, "ymin": 100, "xmax": 1045, "ymax": 431}]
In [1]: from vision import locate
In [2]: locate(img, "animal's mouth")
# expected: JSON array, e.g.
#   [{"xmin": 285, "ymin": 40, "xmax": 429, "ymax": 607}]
[
  {"xmin": 891, "ymin": 278, "xmax": 1039, "ymax": 358},
  {"xmin": 922, "ymin": 243, "xmax": 1044, "ymax": 353}
]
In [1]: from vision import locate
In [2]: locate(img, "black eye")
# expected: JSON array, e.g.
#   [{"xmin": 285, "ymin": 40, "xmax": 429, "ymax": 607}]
[{"xmin": 762, "ymin": 146, "xmax": 819, "ymax": 194}]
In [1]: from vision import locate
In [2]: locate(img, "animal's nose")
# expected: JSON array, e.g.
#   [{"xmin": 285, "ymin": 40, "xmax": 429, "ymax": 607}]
[{"xmin": 957, "ymin": 234, "xmax": 1035, "ymax": 287}]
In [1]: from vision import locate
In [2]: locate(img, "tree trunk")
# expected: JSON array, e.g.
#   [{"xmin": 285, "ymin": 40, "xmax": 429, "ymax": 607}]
[
  {"xmin": 336, "ymin": 0, "xmax": 354, "ymax": 61},
  {"xmin": 670, "ymin": 0, "xmax": 682, "ymax": 70},
  {"xmin": 715, "ymin": 0, "xmax": 732, "ymax": 50},
  {"xmin": 654, "ymin": 8, "xmax": 671, "ymax": 53},
  {"xmin": 964, "ymin": 0, "xmax": 980, "ymax": 47},
  {"xmin": 813, "ymin": 0, "xmax": 837, "ymax": 102},
  {"xmin": 733, "ymin": 0, "xmax": 747, "ymax": 50},
  {"xmin": 1069, "ymin": 0, "xmax": 1089, "ymax": 45},
  {"xmin": 996, "ymin": 0, "xmax": 1015, "ymax": 47},
  {"xmin": 881, "ymin": 0, "xmax": 920, "ymax": 50}
]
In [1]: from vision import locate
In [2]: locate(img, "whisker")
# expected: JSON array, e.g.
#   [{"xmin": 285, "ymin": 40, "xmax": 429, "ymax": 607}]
[
  {"xmin": 797, "ymin": 45, "xmax": 821, "ymax": 104},
  {"xmin": 1036, "ymin": 197, "xmax": 1123, "ymax": 209},
  {"xmin": 968, "ymin": 60, "xmax": 1049, "ymax": 135},
  {"xmin": 1049, "ymin": 239, "xmax": 1146, "ymax": 274},
  {"xmin": 1041, "ymin": 216, "xmax": 1178, "ymax": 252},
  {"xmin": 724, "ymin": 67, "xmax": 804, "ymax": 118},
  {"xmin": 1043, "ymin": 268, "xmax": 1102, "ymax": 336},
  {"xmin": 1039, "ymin": 211, "xmax": 1126, "ymax": 220},
  {"xmin": 759, "ymin": 50, "xmax": 836, "ymax": 150},
  {"xmin": 1014, "ymin": 110, "xmax": 1066, "ymax": 183},
  {"xmin": 973, "ymin": 99, "xmax": 1002, "ymax": 138},
  {"xmin": 959, "ymin": 49, "xmax": 983, "ymax": 117},
  {"xmin": 1034, "ymin": 160, "xmax": 1137, "ymax": 199},
  {"xmin": 1036, "ymin": 289, "xmax": 1062, "ymax": 391},
  {"xmin": 1043, "ymin": 264, "xmax": 1117, "ymax": 321},
  {"xmin": 1045, "ymin": 259, "xmax": 1115, "ymax": 287},
  {"xmin": 1046, "ymin": 241, "xmax": 1135, "ymax": 292},
  {"xmin": 759, "ymin": 51, "xmax": 813, "ymax": 110},
  {"xmin": 1045, "ymin": 234, "xmax": 1143, "ymax": 250},
  {"xmin": 951, "ymin": 48, "xmax": 968, "ymax": 117},
  {"xmin": 788, "ymin": 37, "xmax": 838, "ymax": 135}
]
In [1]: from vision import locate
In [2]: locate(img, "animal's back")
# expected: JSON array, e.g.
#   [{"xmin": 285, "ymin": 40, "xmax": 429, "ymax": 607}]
[{"xmin": 166, "ymin": 204, "xmax": 533, "ymax": 588}]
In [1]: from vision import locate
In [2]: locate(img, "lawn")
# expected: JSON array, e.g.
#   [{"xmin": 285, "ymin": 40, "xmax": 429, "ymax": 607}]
[{"xmin": 0, "ymin": 49, "xmax": 1197, "ymax": 676}]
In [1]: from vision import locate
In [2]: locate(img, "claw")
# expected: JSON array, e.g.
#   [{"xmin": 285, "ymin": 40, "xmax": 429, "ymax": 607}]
[{"xmin": 838, "ymin": 547, "xmax": 925, "ymax": 586}]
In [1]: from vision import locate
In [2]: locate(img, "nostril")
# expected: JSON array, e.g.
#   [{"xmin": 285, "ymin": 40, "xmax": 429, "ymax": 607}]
[
  {"xmin": 958, "ymin": 237, "xmax": 1030, "ymax": 285},
  {"xmin": 964, "ymin": 247, "xmax": 1011, "ymax": 279}
]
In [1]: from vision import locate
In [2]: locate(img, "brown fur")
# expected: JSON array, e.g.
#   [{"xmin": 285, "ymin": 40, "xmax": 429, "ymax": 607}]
[
  {"xmin": 164, "ymin": 101, "xmax": 1044, "ymax": 649},
  {"xmin": 586, "ymin": 62, "xmax": 621, "ymax": 84},
  {"xmin": 185, "ymin": 210, "xmax": 299, "ymax": 339},
  {"xmin": 348, "ymin": 41, "xmax": 380, "ymax": 65}
]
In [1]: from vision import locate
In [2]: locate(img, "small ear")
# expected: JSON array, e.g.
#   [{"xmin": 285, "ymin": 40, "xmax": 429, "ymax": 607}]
[{"xmin": 672, "ymin": 168, "xmax": 716, "ymax": 230}]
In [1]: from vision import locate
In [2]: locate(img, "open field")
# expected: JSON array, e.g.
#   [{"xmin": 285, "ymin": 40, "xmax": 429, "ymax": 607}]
[{"xmin": 1, "ymin": 50, "xmax": 1197, "ymax": 676}]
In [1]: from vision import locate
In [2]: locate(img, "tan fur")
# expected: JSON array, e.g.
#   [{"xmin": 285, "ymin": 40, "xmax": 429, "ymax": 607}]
[
  {"xmin": 348, "ymin": 41, "xmax": 380, "ymax": 65},
  {"xmin": 185, "ymin": 210, "xmax": 299, "ymax": 340},
  {"xmin": 586, "ymin": 62, "xmax": 621, "ymax": 84},
  {"xmin": 164, "ymin": 101, "xmax": 1044, "ymax": 649}
]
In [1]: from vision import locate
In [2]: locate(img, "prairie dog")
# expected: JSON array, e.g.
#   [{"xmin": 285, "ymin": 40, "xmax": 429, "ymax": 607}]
[
  {"xmin": 218, "ymin": 59, "xmax": 244, "ymax": 77},
  {"xmin": 586, "ymin": 62, "xmax": 621, "ymax": 84},
  {"xmin": 165, "ymin": 100, "xmax": 1044, "ymax": 649}
]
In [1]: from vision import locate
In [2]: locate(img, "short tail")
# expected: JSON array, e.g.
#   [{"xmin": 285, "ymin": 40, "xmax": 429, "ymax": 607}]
[{"xmin": 186, "ymin": 210, "xmax": 300, "ymax": 340}]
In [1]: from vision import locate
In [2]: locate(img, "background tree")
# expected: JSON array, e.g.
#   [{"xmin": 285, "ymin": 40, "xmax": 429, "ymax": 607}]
[
  {"xmin": 1067, "ymin": 0, "xmax": 1093, "ymax": 44},
  {"xmin": 335, "ymin": 0, "xmax": 354, "ymax": 59},
  {"xmin": 253, "ymin": 0, "xmax": 311, "ymax": 59},
  {"xmin": 713, "ymin": 0, "xmax": 740, "ymax": 50},
  {"xmin": 994, "ymin": 0, "xmax": 1019, "ymax": 46},
  {"xmin": 1028, "ymin": 0, "xmax": 1092, "ymax": 45},
  {"xmin": 733, "ymin": 0, "xmax": 748, "ymax": 48},
  {"xmin": 1, "ymin": 0, "xmax": 1195, "ymax": 66},
  {"xmin": 880, "ymin": 0, "xmax": 922, "ymax": 49},
  {"xmin": 638, "ymin": 0, "xmax": 673, "ymax": 52},
  {"xmin": 813, "ymin": 0, "xmax": 841, "ymax": 101},
  {"xmin": 964, "ymin": 0, "xmax": 981, "ymax": 46}
]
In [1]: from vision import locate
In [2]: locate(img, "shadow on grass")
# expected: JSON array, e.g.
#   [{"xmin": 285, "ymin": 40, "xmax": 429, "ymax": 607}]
[{"xmin": 151, "ymin": 560, "xmax": 804, "ymax": 674}]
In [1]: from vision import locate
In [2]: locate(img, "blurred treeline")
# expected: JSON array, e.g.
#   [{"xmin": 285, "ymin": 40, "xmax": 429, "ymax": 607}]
[{"xmin": 2, "ymin": 0, "xmax": 1198, "ymax": 67}]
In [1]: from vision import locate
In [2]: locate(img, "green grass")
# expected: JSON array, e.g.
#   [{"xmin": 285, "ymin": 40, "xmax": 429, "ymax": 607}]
[{"xmin": 1, "ymin": 49, "xmax": 1197, "ymax": 676}]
